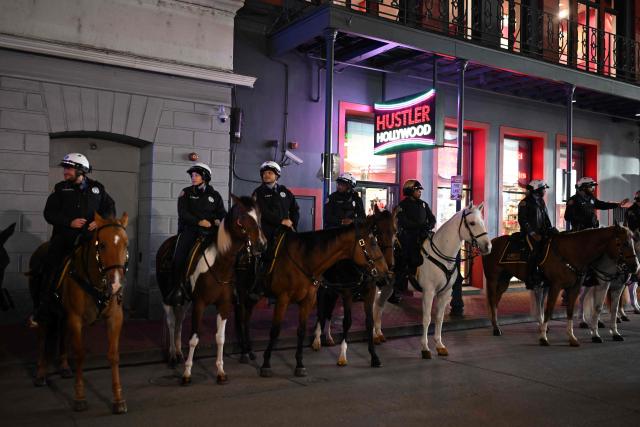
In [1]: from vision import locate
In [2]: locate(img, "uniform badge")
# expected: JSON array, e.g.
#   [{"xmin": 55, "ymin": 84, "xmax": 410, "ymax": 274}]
[
  {"xmin": 280, "ymin": 191, "xmax": 286, "ymax": 198},
  {"xmin": 590, "ymin": 200, "xmax": 594, "ymax": 204},
  {"xmin": 208, "ymin": 196, "xmax": 214, "ymax": 203},
  {"xmin": 92, "ymin": 187, "xmax": 100, "ymax": 194},
  {"xmin": 352, "ymin": 201, "xmax": 356, "ymax": 207}
]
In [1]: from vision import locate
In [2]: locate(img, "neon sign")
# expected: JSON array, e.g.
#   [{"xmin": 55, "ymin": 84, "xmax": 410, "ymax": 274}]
[{"xmin": 374, "ymin": 89, "xmax": 438, "ymax": 155}]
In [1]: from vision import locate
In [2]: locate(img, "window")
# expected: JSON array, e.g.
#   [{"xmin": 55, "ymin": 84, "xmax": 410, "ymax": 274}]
[
  {"xmin": 436, "ymin": 128, "xmax": 471, "ymax": 228},
  {"xmin": 557, "ymin": 145, "xmax": 585, "ymax": 229},
  {"xmin": 344, "ymin": 117, "xmax": 397, "ymax": 184},
  {"xmin": 502, "ymin": 138, "xmax": 532, "ymax": 235}
]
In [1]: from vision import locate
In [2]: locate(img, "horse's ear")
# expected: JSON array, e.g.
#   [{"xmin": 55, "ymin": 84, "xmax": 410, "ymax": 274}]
[
  {"xmin": 94, "ymin": 212, "xmax": 105, "ymax": 226},
  {"xmin": 373, "ymin": 203, "xmax": 381, "ymax": 214},
  {"xmin": 477, "ymin": 202, "xmax": 484, "ymax": 211},
  {"xmin": 120, "ymin": 212, "xmax": 129, "ymax": 229},
  {"xmin": 0, "ymin": 222, "xmax": 16, "ymax": 246}
]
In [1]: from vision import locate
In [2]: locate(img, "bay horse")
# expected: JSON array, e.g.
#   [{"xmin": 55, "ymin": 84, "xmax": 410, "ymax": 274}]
[
  {"xmin": 0, "ymin": 222, "xmax": 16, "ymax": 311},
  {"xmin": 483, "ymin": 224, "xmax": 638, "ymax": 346},
  {"xmin": 256, "ymin": 216, "xmax": 391, "ymax": 377},
  {"xmin": 178, "ymin": 196, "xmax": 265, "ymax": 385},
  {"xmin": 310, "ymin": 206, "xmax": 396, "ymax": 367},
  {"xmin": 372, "ymin": 203, "xmax": 491, "ymax": 358},
  {"xmin": 29, "ymin": 212, "xmax": 130, "ymax": 413},
  {"xmin": 580, "ymin": 233, "xmax": 640, "ymax": 342}
]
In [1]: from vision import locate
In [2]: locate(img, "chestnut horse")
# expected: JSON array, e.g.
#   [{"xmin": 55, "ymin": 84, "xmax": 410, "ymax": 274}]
[
  {"xmin": 483, "ymin": 225, "xmax": 638, "ymax": 346},
  {"xmin": 253, "ymin": 216, "xmax": 391, "ymax": 377},
  {"xmin": 0, "ymin": 222, "xmax": 16, "ymax": 311},
  {"xmin": 178, "ymin": 196, "xmax": 265, "ymax": 385},
  {"xmin": 29, "ymin": 212, "xmax": 129, "ymax": 413},
  {"xmin": 311, "ymin": 206, "xmax": 396, "ymax": 367}
]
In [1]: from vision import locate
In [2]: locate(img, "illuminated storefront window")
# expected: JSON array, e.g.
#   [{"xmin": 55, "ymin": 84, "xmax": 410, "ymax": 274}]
[
  {"xmin": 344, "ymin": 118, "xmax": 397, "ymax": 184},
  {"xmin": 502, "ymin": 138, "xmax": 531, "ymax": 235},
  {"xmin": 557, "ymin": 146, "xmax": 585, "ymax": 229}
]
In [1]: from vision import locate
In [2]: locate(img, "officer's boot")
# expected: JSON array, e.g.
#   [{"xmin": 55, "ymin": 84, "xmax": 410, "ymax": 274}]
[
  {"xmin": 30, "ymin": 267, "xmax": 54, "ymax": 327},
  {"xmin": 525, "ymin": 259, "xmax": 541, "ymax": 290},
  {"xmin": 249, "ymin": 256, "xmax": 267, "ymax": 302},
  {"xmin": 166, "ymin": 270, "xmax": 187, "ymax": 306}
]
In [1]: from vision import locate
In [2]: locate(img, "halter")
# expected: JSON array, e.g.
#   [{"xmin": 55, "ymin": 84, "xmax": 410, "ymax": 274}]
[
  {"xmin": 353, "ymin": 220, "xmax": 385, "ymax": 279},
  {"xmin": 94, "ymin": 223, "xmax": 129, "ymax": 275}
]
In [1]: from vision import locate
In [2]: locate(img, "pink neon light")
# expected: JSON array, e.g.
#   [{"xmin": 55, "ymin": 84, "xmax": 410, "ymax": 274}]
[{"xmin": 374, "ymin": 89, "xmax": 435, "ymax": 111}]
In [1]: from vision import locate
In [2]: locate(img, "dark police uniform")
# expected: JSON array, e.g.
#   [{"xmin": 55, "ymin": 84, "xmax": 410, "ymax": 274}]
[
  {"xmin": 252, "ymin": 183, "xmax": 299, "ymax": 242},
  {"xmin": 395, "ymin": 197, "xmax": 436, "ymax": 292},
  {"xmin": 564, "ymin": 192, "xmax": 618, "ymax": 231},
  {"xmin": 173, "ymin": 184, "xmax": 226, "ymax": 282},
  {"xmin": 36, "ymin": 177, "xmax": 115, "ymax": 321},
  {"xmin": 322, "ymin": 190, "xmax": 366, "ymax": 287},
  {"xmin": 625, "ymin": 203, "xmax": 640, "ymax": 233},
  {"xmin": 518, "ymin": 193, "xmax": 553, "ymax": 288}
]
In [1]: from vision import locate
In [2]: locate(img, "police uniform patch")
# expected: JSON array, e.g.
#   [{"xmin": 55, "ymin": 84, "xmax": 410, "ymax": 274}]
[
  {"xmin": 352, "ymin": 201, "xmax": 356, "ymax": 207},
  {"xmin": 208, "ymin": 196, "xmax": 215, "ymax": 203},
  {"xmin": 92, "ymin": 187, "xmax": 100, "ymax": 194},
  {"xmin": 280, "ymin": 191, "xmax": 286, "ymax": 198}
]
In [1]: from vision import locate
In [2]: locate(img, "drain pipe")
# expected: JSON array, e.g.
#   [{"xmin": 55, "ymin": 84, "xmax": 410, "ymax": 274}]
[
  {"xmin": 323, "ymin": 29, "xmax": 337, "ymax": 205},
  {"xmin": 565, "ymin": 84, "xmax": 576, "ymax": 230}
]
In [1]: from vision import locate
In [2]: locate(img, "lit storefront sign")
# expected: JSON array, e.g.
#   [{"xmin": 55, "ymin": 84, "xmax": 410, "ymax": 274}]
[{"xmin": 374, "ymin": 89, "xmax": 441, "ymax": 155}]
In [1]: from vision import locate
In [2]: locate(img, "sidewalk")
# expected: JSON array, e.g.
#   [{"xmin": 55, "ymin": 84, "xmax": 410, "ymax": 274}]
[{"xmin": 0, "ymin": 286, "xmax": 546, "ymax": 369}]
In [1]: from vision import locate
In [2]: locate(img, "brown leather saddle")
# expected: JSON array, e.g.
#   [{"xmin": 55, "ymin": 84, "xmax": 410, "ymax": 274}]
[{"xmin": 498, "ymin": 232, "xmax": 533, "ymax": 264}]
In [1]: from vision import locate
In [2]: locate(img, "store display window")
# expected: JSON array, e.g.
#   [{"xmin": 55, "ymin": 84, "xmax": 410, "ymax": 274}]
[{"xmin": 502, "ymin": 138, "xmax": 531, "ymax": 236}]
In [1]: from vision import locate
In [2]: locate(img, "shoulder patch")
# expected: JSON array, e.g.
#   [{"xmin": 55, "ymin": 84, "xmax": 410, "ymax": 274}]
[{"xmin": 179, "ymin": 191, "xmax": 185, "ymax": 197}]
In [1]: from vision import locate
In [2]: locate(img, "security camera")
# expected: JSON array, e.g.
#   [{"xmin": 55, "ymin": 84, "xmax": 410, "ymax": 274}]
[
  {"xmin": 218, "ymin": 105, "xmax": 229, "ymax": 123},
  {"xmin": 284, "ymin": 149, "xmax": 303, "ymax": 165}
]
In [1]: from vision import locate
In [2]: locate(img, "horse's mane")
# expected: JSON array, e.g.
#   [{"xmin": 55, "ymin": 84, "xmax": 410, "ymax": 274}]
[{"xmin": 218, "ymin": 196, "xmax": 258, "ymax": 255}]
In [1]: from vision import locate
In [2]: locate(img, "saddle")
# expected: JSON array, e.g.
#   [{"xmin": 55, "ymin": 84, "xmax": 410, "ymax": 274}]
[
  {"xmin": 158, "ymin": 235, "xmax": 208, "ymax": 282},
  {"xmin": 498, "ymin": 232, "xmax": 533, "ymax": 264}
]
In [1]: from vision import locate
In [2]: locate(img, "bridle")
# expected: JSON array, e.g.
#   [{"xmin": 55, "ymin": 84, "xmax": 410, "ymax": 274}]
[
  {"xmin": 428, "ymin": 208, "xmax": 488, "ymax": 264},
  {"xmin": 94, "ymin": 223, "xmax": 129, "ymax": 276},
  {"xmin": 353, "ymin": 220, "xmax": 386, "ymax": 278}
]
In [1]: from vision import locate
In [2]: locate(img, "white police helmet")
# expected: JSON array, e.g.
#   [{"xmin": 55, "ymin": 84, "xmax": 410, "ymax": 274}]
[
  {"xmin": 576, "ymin": 177, "xmax": 597, "ymax": 189},
  {"xmin": 527, "ymin": 179, "xmax": 549, "ymax": 191},
  {"xmin": 260, "ymin": 161, "xmax": 281, "ymax": 177},
  {"xmin": 336, "ymin": 172, "xmax": 357, "ymax": 188},
  {"xmin": 187, "ymin": 162, "xmax": 212, "ymax": 182},
  {"xmin": 60, "ymin": 153, "xmax": 91, "ymax": 174}
]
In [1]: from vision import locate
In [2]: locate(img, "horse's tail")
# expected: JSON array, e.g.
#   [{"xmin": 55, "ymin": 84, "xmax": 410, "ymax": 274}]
[{"xmin": 155, "ymin": 236, "xmax": 178, "ymax": 300}]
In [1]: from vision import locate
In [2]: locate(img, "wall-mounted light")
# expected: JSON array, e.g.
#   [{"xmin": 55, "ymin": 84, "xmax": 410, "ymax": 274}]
[
  {"xmin": 288, "ymin": 141, "xmax": 299, "ymax": 150},
  {"xmin": 90, "ymin": 143, "xmax": 98, "ymax": 150},
  {"xmin": 188, "ymin": 152, "xmax": 199, "ymax": 161}
]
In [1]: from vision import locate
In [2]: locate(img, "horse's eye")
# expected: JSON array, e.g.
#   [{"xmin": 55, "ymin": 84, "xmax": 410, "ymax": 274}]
[{"xmin": 470, "ymin": 222, "xmax": 476, "ymax": 226}]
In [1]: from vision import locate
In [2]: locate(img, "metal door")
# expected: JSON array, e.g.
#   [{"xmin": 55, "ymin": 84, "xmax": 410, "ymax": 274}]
[{"xmin": 295, "ymin": 195, "xmax": 316, "ymax": 232}]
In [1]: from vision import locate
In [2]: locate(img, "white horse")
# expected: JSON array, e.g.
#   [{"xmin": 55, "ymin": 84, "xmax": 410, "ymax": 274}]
[
  {"xmin": 581, "ymin": 233, "xmax": 640, "ymax": 342},
  {"xmin": 373, "ymin": 203, "xmax": 492, "ymax": 357}
]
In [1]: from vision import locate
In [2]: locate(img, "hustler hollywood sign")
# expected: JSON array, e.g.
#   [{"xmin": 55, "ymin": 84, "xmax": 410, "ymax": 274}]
[{"xmin": 374, "ymin": 89, "xmax": 438, "ymax": 155}]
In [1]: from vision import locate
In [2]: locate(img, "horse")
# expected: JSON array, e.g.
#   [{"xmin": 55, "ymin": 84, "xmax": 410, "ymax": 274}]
[
  {"xmin": 0, "ymin": 222, "xmax": 16, "ymax": 311},
  {"xmin": 29, "ymin": 212, "xmax": 130, "ymax": 413},
  {"xmin": 310, "ymin": 206, "xmax": 396, "ymax": 367},
  {"xmin": 249, "ymin": 215, "xmax": 391, "ymax": 378},
  {"xmin": 372, "ymin": 203, "xmax": 492, "ymax": 358},
  {"xmin": 155, "ymin": 196, "xmax": 264, "ymax": 370},
  {"xmin": 179, "ymin": 196, "xmax": 265, "ymax": 385},
  {"xmin": 580, "ymin": 233, "xmax": 640, "ymax": 341},
  {"xmin": 483, "ymin": 224, "xmax": 639, "ymax": 346}
]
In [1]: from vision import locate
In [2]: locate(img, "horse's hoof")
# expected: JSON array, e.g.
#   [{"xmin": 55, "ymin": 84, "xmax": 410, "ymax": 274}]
[
  {"xmin": 168, "ymin": 358, "xmax": 177, "ymax": 369},
  {"xmin": 373, "ymin": 336, "xmax": 383, "ymax": 345},
  {"xmin": 591, "ymin": 336, "xmax": 603, "ymax": 343},
  {"xmin": 260, "ymin": 367, "xmax": 273, "ymax": 378},
  {"xmin": 33, "ymin": 376, "xmax": 47, "ymax": 387},
  {"xmin": 249, "ymin": 352, "xmax": 256, "ymax": 361},
  {"xmin": 634, "ymin": 308, "xmax": 640, "ymax": 315},
  {"xmin": 181, "ymin": 376, "xmax": 191, "ymax": 386},
  {"xmin": 294, "ymin": 367, "xmax": 307, "ymax": 377},
  {"xmin": 311, "ymin": 340, "xmax": 321, "ymax": 351},
  {"xmin": 73, "ymin": 400, "xmax": 88, "ymax": 412},
  {"xmin": 539, "ymin": 338, "xmax": 550, "ymax": 346},
  {"xmin": 492, "ymin": 328, "xmax": 502, "ymax": 336},
  {"xmin": 621, "ymin": 315, "xmax": 630, "ymax": 322},
  {"xmin": 612, "ymin": 334, "xmax": 625, "ymax": 342},
  {"xmin": 59, "ymin": 368, "xmax": 73, "ymax": 379},
  {"xmin": 336, "ymin": 358, "xmax": 347, "ymax": 367},
  {"xmin": 239, "ymin": 353, "xmax": 249, "ymax": 364},
  {"xmin": 325, "ymin": 337, "xmax": 335, "ymax": 347},
  {"xmin": 569, "ymin": 339, "xmax": 580, "ymax": 347},
  {"xmin": 371, "ymin": 357, "xmax": 382, "ymax": 368},
  {"xmin": 112, "ymin": 400, "xmax": 127, "ymax": 414},
  {"xmin": 598, "ymin": 321, "xmax": 605, "ymax": 328},
  {"xmin": 436, "ymin": 347, "xmax": 449, "ymax": 357},
  {"xmin": 579, "ymin": 321, "xmax": 589, "ymax": 329},
  {"xmin": 421, "ymin": 350, "xmax": 432, "ymax": 359},
  {"xmin": 616, "ymin": 317, "xmax": 622, "ymax": 324},
  {"xmin": 216, "ymin": 374, "xmax": 228, "ymax": 385}
]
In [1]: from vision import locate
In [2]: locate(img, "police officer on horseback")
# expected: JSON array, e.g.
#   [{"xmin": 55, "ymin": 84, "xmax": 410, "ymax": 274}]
[
  {"xmin": 564, "ymin": 177, "xmax": 628, "ymax": 231},
  {"xmin": 518, "ymin": 179, "xmax": 556, "ymax": 289},
  {"xmin": 252, "ymin": 161, "xmax": 299, "ymax": 294},
  {"xmin": 169, "ymin": 162, "xmax": 226, "ymax": 305},
  {"xmin": 322, "ymin": 172, "xmax": 366, "ymax": 293},
  {"xmin": 392, "ymin": 179, "xmax": 436, "ymax": 304},
  {"xmin": 31, "ymin": 153, "xmax": 116, "ymax": 326},
  {"xmin": 624, "ymin": 190, "xmax": 640, "ymax": 233}
]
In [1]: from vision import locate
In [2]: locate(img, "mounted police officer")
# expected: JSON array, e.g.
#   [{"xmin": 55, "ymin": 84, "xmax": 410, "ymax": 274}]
[
  {"xmin": 31, "ymin": 153, "xmax": 116, "ymax": 326},
  {"xmin": 252, "ymin": 161, "xmax": 299, "ymax": 294},
  {"xmin": 624, "ymin": 190, "xmax": 640, "ymax": 233},
  {"xmin": 392, "ymin": 179, "xmax": 436, "ymax": 304},
  {"xmin": 564, "ymin": 177, "xmax": 628, "ymax": 231},
  {"xmin": 169, "ymin": 162, "xmax": 226, "ymax": 305},
  {"xmin": 322, "ymin": 172, "xmax": 366, "ymax": 292},
  {"xmin": 518, "ymin": 179, "xmax": 556, "ymax": 289}
]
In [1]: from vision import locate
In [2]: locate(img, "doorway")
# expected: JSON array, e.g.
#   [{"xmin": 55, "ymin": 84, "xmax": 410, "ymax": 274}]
[{"xmin": 49, "ymin": 138, "xmax": 141, "ymax": 312}]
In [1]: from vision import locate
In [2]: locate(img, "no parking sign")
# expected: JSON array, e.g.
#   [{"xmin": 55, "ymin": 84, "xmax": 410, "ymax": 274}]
[{"xmin": 450, "ymin": 175, "xmax": 463, "ymax": 200}]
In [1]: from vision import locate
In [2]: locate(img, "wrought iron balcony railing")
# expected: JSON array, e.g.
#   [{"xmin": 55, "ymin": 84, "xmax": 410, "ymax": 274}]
[{"xmin": 276, "ymin": 0, "xmax": 640, "ymax": 85}]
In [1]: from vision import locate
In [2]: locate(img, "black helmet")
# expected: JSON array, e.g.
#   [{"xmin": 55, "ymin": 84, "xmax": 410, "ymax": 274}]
[
  {"xmin": 187, "ymin": 162, "xmax": 212, "ymax": 182},
  {"xmin": 403, "ymin": 179, "xmax": 423, "ymax": 197}
]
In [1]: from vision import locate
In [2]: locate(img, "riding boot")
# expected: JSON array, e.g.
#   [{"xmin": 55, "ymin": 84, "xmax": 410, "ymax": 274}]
[
  {"xmin": 525, "ymin": 263, "xmax": 542, "ymax": 290},
  {"xmin": 249, "ymin": 257, "xmax": 267, "ymax": 302}
]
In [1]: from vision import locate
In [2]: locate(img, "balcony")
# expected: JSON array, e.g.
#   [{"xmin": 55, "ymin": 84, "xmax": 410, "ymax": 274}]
[{"xmin": 267, "ymin": 0, "xmax": 640, "ymax": 120}]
